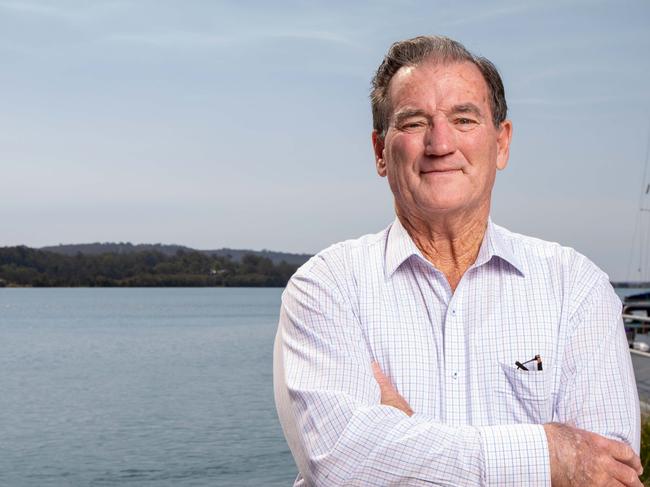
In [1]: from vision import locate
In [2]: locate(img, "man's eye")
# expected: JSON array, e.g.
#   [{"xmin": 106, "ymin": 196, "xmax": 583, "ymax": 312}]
[
  {"xmin": 456, "ymin": 118, "xmax": 476, "ymax": 125},
  {"xmin": 401, "ymin": 121, "xmax": 426, "ymax": 130}
]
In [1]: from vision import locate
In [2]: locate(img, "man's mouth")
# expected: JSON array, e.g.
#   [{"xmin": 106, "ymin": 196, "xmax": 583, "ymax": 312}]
[{"xmin": 420, "ymin": 168, "xmax": 461, "ymax": 174}]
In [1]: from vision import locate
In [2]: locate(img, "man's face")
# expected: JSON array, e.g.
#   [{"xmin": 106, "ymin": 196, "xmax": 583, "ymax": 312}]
[{"xmin": 372, "ymin": 60, "xmax": 512, "ymax": 220}]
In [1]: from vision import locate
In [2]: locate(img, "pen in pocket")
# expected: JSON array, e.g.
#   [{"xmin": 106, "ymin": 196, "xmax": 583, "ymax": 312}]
[{"xmin": 515, "ymin": 354, "xmax": 543, "ymax": 371}]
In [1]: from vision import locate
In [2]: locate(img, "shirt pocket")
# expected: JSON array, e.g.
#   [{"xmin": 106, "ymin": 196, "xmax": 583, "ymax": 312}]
[{"xmin": 495, "ymin": 362, "xmax": 552, "ymax": 424}]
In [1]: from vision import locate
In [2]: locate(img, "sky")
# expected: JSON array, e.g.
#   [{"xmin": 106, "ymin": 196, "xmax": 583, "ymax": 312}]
[{"xmin": 1, "ymin": 0, "xmax": 649, "ymax": 281}]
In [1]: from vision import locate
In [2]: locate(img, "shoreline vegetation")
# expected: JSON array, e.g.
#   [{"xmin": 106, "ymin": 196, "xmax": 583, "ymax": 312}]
[
  {"xmin": 0, "ymin": 245, "xmax": 303, "ymax": 287},
  {"xmin": 1, "ymin": 244, "xmax": 649, "ymax": 289}
]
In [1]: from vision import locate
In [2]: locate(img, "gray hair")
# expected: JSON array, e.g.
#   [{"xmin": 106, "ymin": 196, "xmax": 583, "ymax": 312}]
[{"xmin": 370, "ymin": 35, "xmax": 507, "ymax": 136}]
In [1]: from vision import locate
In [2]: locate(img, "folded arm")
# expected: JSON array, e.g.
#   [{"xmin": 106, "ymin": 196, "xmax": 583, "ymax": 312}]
[
  {"xmin": 273, "ymin": 258, "xmax": 549, "ymax": 486},
  {"xmin": 367, "ymin": 268, "xmax": 643, "ymax": 487}
]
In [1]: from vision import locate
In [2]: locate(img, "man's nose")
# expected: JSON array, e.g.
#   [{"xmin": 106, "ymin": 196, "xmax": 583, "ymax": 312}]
[{"xmin": 424, "ymin": 117, "xmax": 456, "ymax": 156}]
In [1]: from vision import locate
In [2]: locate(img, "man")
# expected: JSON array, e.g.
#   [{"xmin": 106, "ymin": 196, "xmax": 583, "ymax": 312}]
[{"xmin": 273, "ymin": 35, "xmax": 641, "ymax": 486}]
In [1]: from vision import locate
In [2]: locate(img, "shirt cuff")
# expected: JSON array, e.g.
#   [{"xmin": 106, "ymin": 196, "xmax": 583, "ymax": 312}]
[{"xmin": 478, "ymin": 424, "xmax": 550, "ymax": 486}]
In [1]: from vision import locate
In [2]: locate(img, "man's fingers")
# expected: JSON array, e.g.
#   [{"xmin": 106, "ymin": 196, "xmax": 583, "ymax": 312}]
[
  {"xmin": 606, "ymin": 438, "xmax": 643, "ymax": 474},
  {"xmin": 371, "ymin": 361, "xmax": 393, "ymax": 390},
  {"xmin": 608, "ymin": 459, "xmax": 643, "ymax": 487},
  {"xmin": 607, "ymin": 480, "xmax": 633, "ymax": 487}
]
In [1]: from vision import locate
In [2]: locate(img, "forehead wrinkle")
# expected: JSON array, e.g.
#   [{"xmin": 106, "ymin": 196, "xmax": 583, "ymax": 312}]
[{"xmin": 386, "ymin": 61, "xmax": 492, "ymax": 128}]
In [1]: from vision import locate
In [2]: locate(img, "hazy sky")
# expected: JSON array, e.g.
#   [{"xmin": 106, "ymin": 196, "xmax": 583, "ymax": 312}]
[{"xmin": 2, "ymin": 0, "xmax": 650, "ymax": 280}]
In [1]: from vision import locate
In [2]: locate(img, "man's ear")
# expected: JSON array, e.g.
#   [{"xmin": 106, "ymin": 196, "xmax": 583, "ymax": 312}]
[
  {"xmin": 496, "ymin": 120, "xmax": 513, "ymax": 171},
  {"xmin": 372, "ymin": 131, "xmax": 387, "ymax": 177}
]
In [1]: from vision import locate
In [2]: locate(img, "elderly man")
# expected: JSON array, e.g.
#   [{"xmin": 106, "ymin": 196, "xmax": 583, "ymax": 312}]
[{"xmin": 274, "ymin": 36, "xmax": 641, "ymax": 486}]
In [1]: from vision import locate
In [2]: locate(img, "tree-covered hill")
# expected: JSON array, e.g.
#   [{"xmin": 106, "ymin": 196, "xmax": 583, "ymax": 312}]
[
  {"xmin": 0, "ymin": 246, "xmax": 302, "ymax": 287},
  {"xmin": 40, "ymin": 243, "xmax": 312, "ymax": 266}
]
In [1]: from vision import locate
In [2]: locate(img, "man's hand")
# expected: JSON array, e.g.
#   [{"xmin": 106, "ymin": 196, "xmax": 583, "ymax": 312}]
[
  {"xmin": 371, "ymin": 362, "xmax": 414, "ymax": 416},
  {"xmin": 544, "ymin": 422, "xmax": 643, "ymax": 486}
]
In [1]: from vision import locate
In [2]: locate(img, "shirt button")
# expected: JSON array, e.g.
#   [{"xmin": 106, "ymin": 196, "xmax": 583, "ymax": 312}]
[
  {"xmin": 452, "ymin": 372, "xmax": 458, "ymax": 380},
  {"xmin": 451, "ymin": 309, "xmax": 456, "ymax": 316}
]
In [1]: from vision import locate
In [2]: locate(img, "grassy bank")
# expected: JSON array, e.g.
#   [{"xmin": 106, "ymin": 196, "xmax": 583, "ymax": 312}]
[{"xmin": 642, "ymin": 415, "xmax": 650, "ymax": 485}]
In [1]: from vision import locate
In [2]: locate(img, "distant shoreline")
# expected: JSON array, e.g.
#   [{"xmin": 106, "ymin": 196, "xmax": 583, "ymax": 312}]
[
  {"xmin": 2, "ymin": 244, "xmax": 647, "ymax": 289},
  {"xmin": 0, "ymin": 246, "xmax": 301, "ymax": 288}
]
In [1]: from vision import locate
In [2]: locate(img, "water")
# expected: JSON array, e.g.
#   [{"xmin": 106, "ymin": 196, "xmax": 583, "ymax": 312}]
[
  {"xmin": 0, "ymin": 288, "xmax": 297, "ymax": 487},
  {"xmin": 2, "ymin": 286, "xmax": 648, "ymax": 486}
]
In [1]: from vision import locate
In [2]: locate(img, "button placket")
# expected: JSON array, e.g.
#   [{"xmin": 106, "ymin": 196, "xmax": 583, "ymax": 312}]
[{"xmin": 443, "ymin": 295, "xmax": 467, "ymax": 424}]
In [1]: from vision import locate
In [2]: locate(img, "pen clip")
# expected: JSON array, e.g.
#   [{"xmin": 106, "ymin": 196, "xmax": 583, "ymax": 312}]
[{"xmin": 515, "ymin": 355, "xmax": 543, "ymax": 371}]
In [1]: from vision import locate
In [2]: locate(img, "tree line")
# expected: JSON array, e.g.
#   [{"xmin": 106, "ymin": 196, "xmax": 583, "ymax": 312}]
[{"xmin": 0, "ymin": 246, "xmax": 301, "ymax": 287}]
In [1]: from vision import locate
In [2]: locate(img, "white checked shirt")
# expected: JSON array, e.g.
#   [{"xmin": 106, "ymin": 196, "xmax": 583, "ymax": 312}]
[{"xmin": 273, "ymin": 218, "xmax": 640, "ymax": 486}]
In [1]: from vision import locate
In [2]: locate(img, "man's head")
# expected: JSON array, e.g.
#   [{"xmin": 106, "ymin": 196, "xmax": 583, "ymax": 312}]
[
  {"xmin": 371, "ymin": 36, "xmax": 507, "ymax": 137},
  {"xmin": 370, "ymin": 36, "xmax": 513, "ymax": 220}
]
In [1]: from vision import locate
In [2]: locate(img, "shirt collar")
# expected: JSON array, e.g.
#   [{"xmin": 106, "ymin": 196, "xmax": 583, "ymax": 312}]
[
  {"xmin": 475, "ymin": 218, "xmax": 526, "ymax": 276},
  {"xmin": 384, "ymin": 217, "xmax": 423, "ymax": 278},
  {"xmin": 384, "ymin": 217, "xmax": 526, "ymax": 278}
]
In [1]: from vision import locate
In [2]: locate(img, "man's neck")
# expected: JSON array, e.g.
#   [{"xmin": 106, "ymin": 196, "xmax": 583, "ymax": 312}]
[{"xmin": 397, "ymin": 206, "xmax": 489, "ymax": 292}]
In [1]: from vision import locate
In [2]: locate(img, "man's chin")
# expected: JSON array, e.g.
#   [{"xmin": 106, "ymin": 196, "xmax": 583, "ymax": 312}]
[{"xmin": 417, "ymin": 197, "xmax": 469, "ymax": 214}]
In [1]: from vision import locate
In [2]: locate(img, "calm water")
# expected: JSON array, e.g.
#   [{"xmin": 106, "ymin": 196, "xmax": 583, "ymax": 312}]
[
  {"xmin": 0, "ymin": 288, "xmax": 296, "ymax": 487},
  {"xmin": 2, "ymin": 286, "xmax": 648, "ymax": 486}
]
